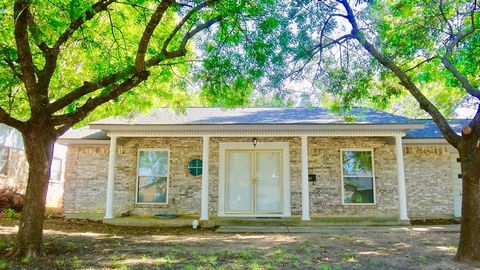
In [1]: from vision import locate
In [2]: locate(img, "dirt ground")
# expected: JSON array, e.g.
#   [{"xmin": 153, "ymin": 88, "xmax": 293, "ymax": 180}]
[{"xmin": 0, "ymin": 217, "xmax": 479, "ymax": 270}]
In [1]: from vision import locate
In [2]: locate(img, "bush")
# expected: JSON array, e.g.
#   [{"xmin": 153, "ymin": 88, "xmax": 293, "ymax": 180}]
[
  {"xmin": 0, "ymin": 188, "xmax": 24, "ymax": 212},
  {"xmin": 4, "ymin": 208, "xmax": 17, "ymax": 220}
]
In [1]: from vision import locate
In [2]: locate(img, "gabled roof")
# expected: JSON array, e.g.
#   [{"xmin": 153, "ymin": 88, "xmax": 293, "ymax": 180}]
[
  {"xmin": 405, "ymin": 119, "xmax": 470, "ymax": 138},
  {"xmin": 90, "ymin": 107, "xmax": 420, "ymax": 126}
]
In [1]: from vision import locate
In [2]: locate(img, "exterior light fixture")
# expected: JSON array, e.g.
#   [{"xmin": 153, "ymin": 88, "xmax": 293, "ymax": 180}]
[{"xmin": 252, "ymin": 137, "xmax": 257, "ymax": 148}]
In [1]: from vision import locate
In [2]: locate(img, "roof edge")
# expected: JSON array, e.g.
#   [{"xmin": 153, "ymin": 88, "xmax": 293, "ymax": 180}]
[{"xmin": 89, "ymin": 123, "xmax": 425, "ymax": 132}]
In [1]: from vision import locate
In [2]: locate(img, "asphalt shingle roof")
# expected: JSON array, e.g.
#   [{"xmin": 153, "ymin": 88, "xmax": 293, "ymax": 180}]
[
  {"xmin": 90, "ymin": 107, "xmax": 419, "ymax": 125},
  {"xmin": 61, "ymin": 108, "xmax": 470, "ymax": 141},
  {"xmin": 61, "ymin": 126, "xmax": 107, "ymax": 140},
  {"xmin": 405, "ymin": 119, "xmax": 470, "ymax": 138}
]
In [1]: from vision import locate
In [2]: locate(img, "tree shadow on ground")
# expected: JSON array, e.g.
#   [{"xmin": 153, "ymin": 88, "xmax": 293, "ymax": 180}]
[{"xmin": 0, "ymin": 218, "xmax": 477, "ymax": 270}]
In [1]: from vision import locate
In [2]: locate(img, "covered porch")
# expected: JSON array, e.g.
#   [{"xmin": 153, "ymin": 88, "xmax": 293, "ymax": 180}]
[{"xmin": 100, "ymin": 128, "xmax": 411, "ymax": 224}]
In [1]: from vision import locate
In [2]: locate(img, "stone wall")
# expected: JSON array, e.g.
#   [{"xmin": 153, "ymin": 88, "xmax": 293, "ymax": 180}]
[
  {"xmin": 63, "ymin": 145, "xmax": 109, "ymax": 216},
  {"xmin": 403, "ymin": 145, "xmax": 454, "ymax": 218},
  {"xmin": 62, "ymin": 137, "xmax": 456, "ymax": 219},
  {"xmin": 308, "ymin": 137, "xmax": 398, "ymax": 217}
]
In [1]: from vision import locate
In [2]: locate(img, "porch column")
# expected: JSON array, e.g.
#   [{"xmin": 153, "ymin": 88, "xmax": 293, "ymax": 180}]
[
  {"xmin": 395, "ymin": 135, "xmax": 409, "ymax": 224},
  {"xmin": 200, "ymin": 136, "xmax": 210, "ymax": 220},
  {"xmin": 104, "ymin": 135, "xmax": 117, "ymax": 219},
  {"xmin": 301, "ymin": 136, "xmax": 310, "ymax": 221}
]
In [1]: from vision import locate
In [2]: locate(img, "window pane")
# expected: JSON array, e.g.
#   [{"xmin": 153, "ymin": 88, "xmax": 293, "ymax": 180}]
[
  {"xmin": 137, "ymin": 176, "xmax": 167, "ymax": 203},
  {"xmin": 0, "ymin": 148, "xmax": 8, "ymax": 175},
  {"xmin": 188, "ymin": 159, "xmax": 202, "ymax": 176},
  {"xmin": 138, "ymin": 150, "xmax": 168, "ymax": 176},
  {"xmin": 343, "ymin": 177, "xmax": 374, "ymax": 203},
  {"xmin": 51, "ymin": 158, "xmax": 61, "ymax": 172},
  {"xmin": 342, "ymin": 151, "xmax": 373, "ymax": 176},
  {"xmin": 50, "ymin": 158, "xmax": 62, "ymax": 182}
]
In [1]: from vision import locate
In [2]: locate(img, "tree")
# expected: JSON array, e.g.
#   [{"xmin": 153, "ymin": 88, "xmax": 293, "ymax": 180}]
[
  {"xmin": 0, "ymin": 0, "xmax": 274, "ymax": 257},
  {"xmin": 280, "ymin": 0, "xmax": 479, "ymax": 261}
]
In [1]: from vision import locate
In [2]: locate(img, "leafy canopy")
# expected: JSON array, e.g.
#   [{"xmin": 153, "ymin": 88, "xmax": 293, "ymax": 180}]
[
  {"xmin": 260, "ymin": 0, "xmax": 479, "ymax": 118},
  {"xmin": 0, "ymin": 0, "xmax": 279, "ymax": 127}
]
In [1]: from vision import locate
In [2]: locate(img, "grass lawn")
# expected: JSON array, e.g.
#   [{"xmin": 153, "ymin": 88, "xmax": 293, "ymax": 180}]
[{"xmin": 0, "ymin": 217, "xmax": 478, "ymax": 270}]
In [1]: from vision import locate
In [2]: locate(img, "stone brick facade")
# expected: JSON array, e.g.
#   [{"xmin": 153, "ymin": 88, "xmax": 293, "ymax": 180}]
[
  {"xmin": 403, "ymin": 145, "xmax": 454, "ymax": 218},
  {"xmin": 63, "ymin": 145, "xmax": 109, "ymax": 215},
  {"xmin": 308, "ymin": 137, "xmax": 399, "ymax": 217},
  {"xmin": 63, "ymin": 137, "xmax": 456, "ymax": 219}
]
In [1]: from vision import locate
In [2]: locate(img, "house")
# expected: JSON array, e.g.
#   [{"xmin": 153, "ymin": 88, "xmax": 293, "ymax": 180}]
[
  {"xmin": 0, "ymin": 124, "xmax": 68, "ymax": 208},
  {"xmin": 58, "ymin": 107, "xmax": 464, "ymax": 224}
]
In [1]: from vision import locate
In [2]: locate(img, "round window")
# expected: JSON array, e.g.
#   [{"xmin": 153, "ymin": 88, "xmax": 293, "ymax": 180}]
[{"xmin": 188, "ymin": 159, "xmax": 203, "ymax": 176}]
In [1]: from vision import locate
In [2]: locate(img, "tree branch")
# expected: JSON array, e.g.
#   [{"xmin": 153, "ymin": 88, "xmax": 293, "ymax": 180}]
[
  {"xmin": 49, "ymin": 1, "xmax": 223, "ymax": 133},
  {"xmin": 13, "ymin": 0, "xmax": 40, "ymax": 109},
  {"xmin": 403, "ymin": 55, "xmax": 439, "ymax": 73},
  {"xmin": 52, "ymin": 71, "xmax": 150, "ymax": 134},
  {"xmin": 135, "ymin": 0, "xmax": 174, "ymax": 72},
  {"xmin": 0, "ymin": 106, "xmax": 26, "ymax": 131},
  {"xmin": 3, "ymin": 57, "xmax": 23, "ymax": 80},
  {"xmin": 162, "ymin": 15, "xmax": 222, "ymax": 59},
  {"xmin": 46, "ymin": 71, "xmax": 125, "ymax": 114},
  {"xmin": 53, "ymin": 0, "xmax": 117, "ymax": 52},
  {"xmin": 161, "ymin": 0, "xmax": 218, "ymax": 56},
  {"xmin": 440, "ymin": 56, "xmax": 480, "ymax": 99},
  {"xmin": 339, "ymin": 0, "xmax": 461, "ymax": 147}
]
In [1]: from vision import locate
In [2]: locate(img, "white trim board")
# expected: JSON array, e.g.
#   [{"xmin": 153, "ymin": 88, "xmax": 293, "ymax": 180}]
[
  {"xmin": 91, "ymin": 123, "xmax": 423, "ymax": 132},
  {"xmin": 106, "ymin": 130, "xmax": 407, "ymax": 138},
  {"xmin": 218, "ymin": 142, "xmax": 291, "ymax": 218}
]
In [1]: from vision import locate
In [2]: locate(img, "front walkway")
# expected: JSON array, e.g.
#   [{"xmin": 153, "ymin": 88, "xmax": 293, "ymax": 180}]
[{"xmin": 216, "ymin": 224, "xmax": 460, "ymax": 233}]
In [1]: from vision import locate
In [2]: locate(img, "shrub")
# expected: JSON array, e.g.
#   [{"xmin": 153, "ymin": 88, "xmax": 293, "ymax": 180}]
[
  {"xmin": 0, "ymin": 188, "xmax": 24, "ymax": 211},
  {"xmin": 5, "ymin": 208, "xmax": 17, "ymax": 220}
]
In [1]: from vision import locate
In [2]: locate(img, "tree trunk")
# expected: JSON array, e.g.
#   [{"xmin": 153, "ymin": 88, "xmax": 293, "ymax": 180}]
[
  {"xmin": 456, "ymin": 140, "xmax": 480, "ymax": 261},
  {"xmin": 14, "ymin": 127, "xmax": 55, "ymax": 257}
]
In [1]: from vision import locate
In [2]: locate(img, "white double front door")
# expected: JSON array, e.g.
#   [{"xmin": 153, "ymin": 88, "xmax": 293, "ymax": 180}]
[{"xmin": 223, "ymin": 149, "xmax": 283, "ymax": 214}]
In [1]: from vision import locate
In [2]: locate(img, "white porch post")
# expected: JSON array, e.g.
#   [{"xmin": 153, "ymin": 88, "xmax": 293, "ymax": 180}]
[
  {"xmin": 395, "ymin": 135, "xmax": 409, "ymax": 224},
  {"xmin": 200, "ymin": 136, "xmax": 210, "ymax": 220},
  {"xmin": 301, "ymin": 136, "xmax": 310, "ymax": 221},
  {"xmin": 104, "ymin": 135, "xmax": 117, "ymax": 219}
]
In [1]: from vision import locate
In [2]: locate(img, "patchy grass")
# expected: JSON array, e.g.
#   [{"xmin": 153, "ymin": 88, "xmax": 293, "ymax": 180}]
[{"xmin": 0, "ymin": 218, "xmax": 477, "ymax": 269}]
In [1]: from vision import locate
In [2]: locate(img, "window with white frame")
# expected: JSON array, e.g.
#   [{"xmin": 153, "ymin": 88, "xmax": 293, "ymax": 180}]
[
  {"xmin": 341, "ymin": 150, "xmax": 375, "ymax": 204},
  {"xmin": 50, "ymin": 158, "xmax": 62, "ymax": 182},
  {"xmin": 0, "ymin": 147, "xmax": 9, "ymax": 176},
  {"xmin": 136, "ymin": 149, "xmax": 169, "ymax": 204}
]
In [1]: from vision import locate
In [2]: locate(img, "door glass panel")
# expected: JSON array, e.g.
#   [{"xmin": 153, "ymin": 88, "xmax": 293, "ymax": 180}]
[
  {"xmin": 226, "ymin": 151, "xmax": 253, "ymax": 212},
  {"xmin": 255, "ymin": 151, "xmax": 282, "ymax": 212}
]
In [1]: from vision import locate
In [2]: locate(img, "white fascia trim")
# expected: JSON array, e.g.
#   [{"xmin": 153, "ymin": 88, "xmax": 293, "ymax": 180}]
[
  {"xmin": 402, "ymin": 138, "xmax": 448, "ymax": 144},
  {"xmin": 57, "ymin": 139, "xmax": 110, "ymax": 145},
  {"xmin": 105, "ymin": 130, "xmax": 407, "ymax": 138},
  {"xmin": 90, "ymin": 123, "xmax": 424, "ymax": 132}
]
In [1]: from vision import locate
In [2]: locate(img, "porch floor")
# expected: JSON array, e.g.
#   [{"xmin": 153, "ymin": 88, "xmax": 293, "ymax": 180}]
[
  {"xmin": 216, "ymin": 224, "xmax": 460, "ymax": 233},
  {"xmin": 103, "ymin": 215, "xmax": 405, "ymax": 228}
]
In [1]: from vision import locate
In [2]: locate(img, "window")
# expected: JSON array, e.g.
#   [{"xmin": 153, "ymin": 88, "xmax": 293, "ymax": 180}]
[
  {"xmin": 50, "ymin": 158, "xmax": 62, "ymax": 182},
  {"xmin": 341, "ymin": 150, "xmax": 375, "ymax": 204},
  {"xmin": 136, "ymin": 149, "xmax": 169, "ymax": 204},
  {"xmin": 0, "ymin": 147, "xmax": 9, "ymax": 176},
  {"xmin": 188, "ymin": 159, "xmax": 202, "ymax": 176}
]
